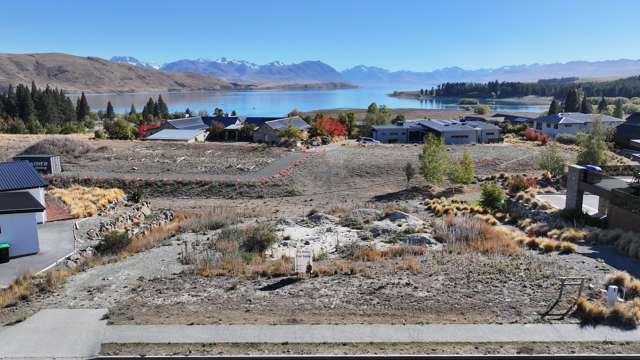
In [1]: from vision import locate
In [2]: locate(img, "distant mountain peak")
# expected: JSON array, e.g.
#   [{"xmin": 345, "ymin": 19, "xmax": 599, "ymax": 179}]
[{"xmin": 110, "ymin": 56, "xmax": 160, "ymax": 70}]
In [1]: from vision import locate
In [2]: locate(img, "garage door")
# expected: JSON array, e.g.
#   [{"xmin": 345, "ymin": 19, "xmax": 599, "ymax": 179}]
[{"xmin": 449, "ymin": 136, "xmax": 469, "ymax": 145}]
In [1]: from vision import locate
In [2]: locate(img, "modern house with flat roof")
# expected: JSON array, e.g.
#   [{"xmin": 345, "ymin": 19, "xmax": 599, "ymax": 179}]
[
  {"xmin": 0, "ymin": 192, "xmax": 45, "ymax": 257},
  {"xmin": 533, "ymin": 112, "xmax": 624, "ymax": 138},
  {"xmin": 253, "ymin": 116, "xmax": 310, "ymax": 144},
  {"xmin": 371, "ymin": 119, "xmax": 501, "ymax": 145},
  {"xmin": 615, "ymin": 112, "xmax": 640, "ymax": 151},
  {"xmin": 0, "ymin": 161, "xmax": 48, "ymax": 223}
]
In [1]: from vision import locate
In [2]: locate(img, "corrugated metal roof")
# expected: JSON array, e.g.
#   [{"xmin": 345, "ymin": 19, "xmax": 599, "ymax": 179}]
[
  {"xmin": 0, "ymin": 192, "xmax": 45, "ymax": 214},
  {"xmin": 264, "ymin": 116, "xmax": 310, "ymax": 130},
  {"xmin": 146, "ymin": 129, "xmax": 206, "ymax": 141},
  {"xmin": 166, "ymin": 116, "xmax": 208, "ymax": 130},
  {"xmin": 0, "ymin": 161, "xmax": 48, "ymax": 192}
]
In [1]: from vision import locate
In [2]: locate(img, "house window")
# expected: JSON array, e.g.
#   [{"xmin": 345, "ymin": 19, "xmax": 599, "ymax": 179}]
[
  {"xmin": 486, "ymin": 132, "xmax": 495, "ymax": 136},
  {"xmin": 553, "ymin": 124, "xmax": 558, "ymax": 129},
  {"xmin": 536, "ymin": 122, "xmax": 542, "ymax": 130},
  {"xmin": 451, "ymin": 135, "xmax": 469, "ymax": 139}
]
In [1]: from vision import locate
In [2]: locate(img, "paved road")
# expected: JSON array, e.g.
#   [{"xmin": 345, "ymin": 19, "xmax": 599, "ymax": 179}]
[
  {"xmin": 536, "ymin": 193, "xmax": 600, "ymax": 215},
  {"xmin": 0, "ymin": 219, "xmax": 76, "ymax": 288},
  {"xmin": 0, "ymin": 308, "xmax": 108, "ymax": 359},
  {"xmin": 104, "ymin": 323, "xmax": 640, "ymax": 344}
]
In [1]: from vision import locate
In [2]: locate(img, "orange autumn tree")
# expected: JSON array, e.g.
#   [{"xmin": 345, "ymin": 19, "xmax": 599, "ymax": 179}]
[{"xmin": 310, "ymin": 114, "xmax": 347, "ymax": 138}]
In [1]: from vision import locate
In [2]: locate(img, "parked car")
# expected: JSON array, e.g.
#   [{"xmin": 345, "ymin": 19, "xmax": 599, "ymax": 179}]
[{"xmin": 356, "ymin": 137, "xmax": 381, "ymax": 145}]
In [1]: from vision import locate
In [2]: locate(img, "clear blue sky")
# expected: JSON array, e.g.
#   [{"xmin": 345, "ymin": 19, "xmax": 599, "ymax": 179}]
[{"xmin": 2, "ymin": 0, "xmax": 638, "ymax": 71}]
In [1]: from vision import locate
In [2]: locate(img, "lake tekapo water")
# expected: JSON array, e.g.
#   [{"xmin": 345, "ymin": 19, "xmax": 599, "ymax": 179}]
[{"xmin": 74, "ymin": 87, "xmax": 549, "ymax": 116}]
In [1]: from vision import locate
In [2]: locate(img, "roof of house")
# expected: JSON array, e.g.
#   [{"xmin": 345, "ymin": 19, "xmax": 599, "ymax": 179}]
[
  {"xmin": 625, "ymin": 112, "xmax": 640, "ymax": 125},
  {"xmin": 463, "ymin": 120, "xmax": 501, "ymax": 130},
  {"xmin": 535, "ymin": 112, "xmax": 624, "ymax": 125},
  {"xmin": 0, "ymin": 161, "xmax": 48, "ymax": 192},
  {"xmin": 263, "ymin": 116, "xmax": 310, "ymax": 131},
  {"xmin": 418, "ymin": 119, "xmax": 478, "ymax": 133},
  {"xmin": 165, "ymin": 116, "xmax": 208, "ymax": 130},
  {"xmin": 145, "ymin": 129, "xmax": 207, "ymax": 141},
  {"xmin": 493, "ymin": 112, "xmax": 537, "ymax": 120},
  {"xmin": 202, "ymin": 116, "xmax": 241, "ymax": 128},
  {"xmin": 0, "ymin": 191, "xmax": 46, "ymax": 215},
  {"xmin": 243, "ymin": 116, "xmax": 283, "ymax": 126}
]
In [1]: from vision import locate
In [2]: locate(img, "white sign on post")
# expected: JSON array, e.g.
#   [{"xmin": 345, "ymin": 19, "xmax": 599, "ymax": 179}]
[{"xmin": 295, "ymin": 248, "xmax": 313, "ymax": 274}]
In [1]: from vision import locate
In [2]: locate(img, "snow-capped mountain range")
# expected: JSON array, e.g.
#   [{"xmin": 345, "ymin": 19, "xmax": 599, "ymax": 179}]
[{"xmin": 111, "ymin": 56, "xmax": 640, "ymax": 86}]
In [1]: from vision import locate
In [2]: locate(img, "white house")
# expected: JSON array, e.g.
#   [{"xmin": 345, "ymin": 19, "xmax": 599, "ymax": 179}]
[
  {"xmin": 0, "ymin": 161, "xmax": 49, "ymax": 223},
  {"xmin": 0, "ymin": 192, "xmax": 45, "ymax": 257},
  {"xmin": 532, "ymin": 112, "xmax": 624, "ymax": 138},
  {"xmin": 252, "ymin": 116, "xmax": 310, "ymax": 144}
]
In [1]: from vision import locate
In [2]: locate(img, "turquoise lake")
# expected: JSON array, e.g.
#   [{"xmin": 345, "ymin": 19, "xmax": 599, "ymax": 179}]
[{"xmin": 77, "ymin": 87, "xmax": 549, "ymax": 116}]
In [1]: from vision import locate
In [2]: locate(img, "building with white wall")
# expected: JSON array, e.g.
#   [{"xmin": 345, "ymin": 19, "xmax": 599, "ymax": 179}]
[
  {"xmin": 532, "ymin": 112, "xmax": 624, "ymax": 138},
  {"xmin": 0, "ymin": 192, "xmax": 45, "ymax": 257},
  {"xmin": 0, "ymin": 161, "xmax": 49, "ymax": 223}
]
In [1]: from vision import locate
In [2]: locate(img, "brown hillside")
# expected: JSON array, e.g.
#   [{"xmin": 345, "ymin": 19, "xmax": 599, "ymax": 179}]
[{"xmin": 0, "ymin": 53, "xmax": 239, "ymax": 93}]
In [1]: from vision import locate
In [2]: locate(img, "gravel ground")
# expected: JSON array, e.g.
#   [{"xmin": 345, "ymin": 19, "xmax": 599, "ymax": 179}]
[{"xmin": 101, "ymin": 341, "xmax": 640, "ymax": 356}]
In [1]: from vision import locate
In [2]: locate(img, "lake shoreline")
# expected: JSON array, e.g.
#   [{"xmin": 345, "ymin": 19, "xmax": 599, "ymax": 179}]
[{"xmin": 388, "ymin": 91, "xmax": 552, "ymax": 105}]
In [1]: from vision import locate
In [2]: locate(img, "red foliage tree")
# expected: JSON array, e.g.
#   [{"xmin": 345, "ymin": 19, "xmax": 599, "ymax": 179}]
[
  {"xmin": 313, "ymin": 117, "xmax": 347, "ymax": 138},
  {"xmin": 137, "ymin": 123, "xmax": 160, "ymax": 139}
]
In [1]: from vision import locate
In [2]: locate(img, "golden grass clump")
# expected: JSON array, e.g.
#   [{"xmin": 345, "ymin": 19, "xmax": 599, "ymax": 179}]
[
  {"xmin": 607, "ymin": 271, "xmax": 632, "ymax": 290},
  {"xmin": 0, "ymin": 273, "xmax": 34, "ymax": 308},
  {"xmin": 395, "ymin": 258, "xmax": 422, "ymax": 274},
  {"xmin": 349, "ymin": 245, "xmax": 426, "ymax": 262},
  {"xmin": 548, "ymin": 228, "xmax": 589, "ymax": 243},
  {"xmin": 425, "ymin": 198, "xmax": 486, "ymax": 217},
  {"xmin": 575, "ymin": 297, "xmax": 640, "ymax": 328},
  {"xmin": 51, "ymin": 186, "xmax": 125, "ymax": 218}
]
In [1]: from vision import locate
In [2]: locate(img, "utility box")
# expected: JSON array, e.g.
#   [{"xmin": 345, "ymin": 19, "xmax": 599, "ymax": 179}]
[
  {"xmin": 13, "ymin": 155, "xmax": 62, "ymax": 175},
  {"xmin": 0, "ymin": 243, "xmax": 9, "ymax": 264}
]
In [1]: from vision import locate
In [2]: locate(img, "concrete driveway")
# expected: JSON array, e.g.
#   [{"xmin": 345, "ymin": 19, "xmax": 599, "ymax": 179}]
[
  {"xmin": 536, "ymin": 193, "xmax": 599, "ymax": 215},
  {"xmin": 0, "ymin": 219, "xmax": 76, "ymax": 288}
]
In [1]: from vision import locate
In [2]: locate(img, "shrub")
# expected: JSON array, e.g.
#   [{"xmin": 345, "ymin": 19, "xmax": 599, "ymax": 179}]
[
  {"xmin": 458, "ymin": 98, "xmax": 479, "ymax": 105},
  {"xmin": 241, "ymin": 224, "xmax": 277, "ymax": 254},
  {"xmin": 96, "ymin": 231, "xmax": 132, "ymax": 255},
  {"xmin": 506, "ymin": 175, "xmax": 537, "ymax": 194},
  {"xmin": 419, "ymin": 133, "xmax": 448, "ymax": 185},
  {"xmin": 129, "ymin": 188, "xmax": 144, "ymax": 203},
  {"xmin": 555, "ymin": 134, "xmax": 578, "ymax": 145},
  {"xmin": 448, "ymin": 150, "xmax": 475, "ymax": 185},
  {"xmin": 19, "ymin": 137, "xmax": 101, "ymax": 159},
  {"xmin": 538, "ymin": 142, "xmax": 566, "ymax": 177},
  {"xmin": 94, "ymin": 129, "xmax": 107, "ymax": 139},
  {"xmin": 403, "ymin": 162, "xmax": 416, "ymax": 188},
  {"xmin": 395, "ymin": 258, "xmax": 422, "ymax": 274},
  {"xmin": 479, "ymin": 183, "xmax": 505, "ymax": 210},
  {"xmin": 607, "ymin": 271, "xmax": 632, "ymax": 290},
  {"xmin": 434, "ymin": 215, "xmax": 517, "ymax": 255},
  {"xmin": 51, "ymin": 186, "xmax": 125, "ymax": 218},
  {"xmin": 474, "ymin": 105, "xmax": 490, "ymax": 115}
]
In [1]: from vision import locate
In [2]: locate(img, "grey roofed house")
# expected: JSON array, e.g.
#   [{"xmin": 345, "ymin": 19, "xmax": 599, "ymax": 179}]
[
  {"xmin": 535, "ymin": 112, "xmax": 623, "ymax": 125},
  {"xmin": 0, "ymin": 191, "xmax": 46, "ymax": 257},
  {"xmin": 252, "ymin": 116, "xmax": 310, "ymax": 144},
  {"xmin": 371, "ymin": 119, "xmax": 501, "ymax": 145},
  {"xmin": 615, "ymin": 112, "xmax": 640, "ymax": 150},
  {"xmin": 533, "ymin": 112, "xmax": 624, "ymax": 138},
  {"xmin": 0, "ymin": 161, "xmax": 49, "ymax": 192},
  {"xmin": 145, "ymin": 129, "xmax": 208, "ymax": 142}
]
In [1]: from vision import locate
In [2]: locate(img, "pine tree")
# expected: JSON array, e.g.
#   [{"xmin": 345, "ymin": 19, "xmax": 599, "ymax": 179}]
[
  {"xmin": 597, "ymin": 97, "xmax": 608, "ymax": 113},
  {"xmin": 156, "ymin": 95, "xmax": 169, "ymax": 119},
  {"xmin": 563, "ymin": 89, "xmax": 580, "ymax": 112},
  {"xmin": 76, "ymin": 92, "xmax": 90, "ymax": 121},
  {"xmin": 185, "ymin": 107, "xmax": 192, "ymax": 117},
  {"xmin": 129, "ymin": 104, "xmax": 137, "ymax": 116},
  {"xmin": 548, "ymin": 99, "xmax": 561, "ymax": 115},
  {"xmin": 613, "ymin": 98, "xmax": 625, "ymax": 119},
  {"xmin": 106, "ymin": 101, "xmax": 115, "ymax": 119},
  {"xmin": 16, "ymin": 84, "xmax": 35, "ymax": 120},
  {"xmin": 142, "ymin": 97, "xmax": 156, "ymax": 120},
  {"xmin": 4, "ymin": 85, "xmax": 17, "ymax": 118},
  {"xmin": 580, "ymin": 95, "xmax": 593, "ymax": 114}
]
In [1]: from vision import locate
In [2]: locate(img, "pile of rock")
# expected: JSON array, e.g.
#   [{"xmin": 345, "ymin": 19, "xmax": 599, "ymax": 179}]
[
  {"xmin": 87, "ymin": 202, "xmax": 174, "ymax": 240},
  {"xmin": 268, "ymin": 208, "xmax": 440, "ymax": 259}
]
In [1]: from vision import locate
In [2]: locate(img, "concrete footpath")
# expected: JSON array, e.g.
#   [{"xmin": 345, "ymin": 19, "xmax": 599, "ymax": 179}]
[
  {"xmin": 0, "ymin": 308, "xmax": 107, "ymax": 359},
  {"xmin": 2, "ymin": 309, "xmax": 640, "ymax": 358},
  {"xmin": 103, "ymin": 323, "xmax": 640, "ymax": 344}
]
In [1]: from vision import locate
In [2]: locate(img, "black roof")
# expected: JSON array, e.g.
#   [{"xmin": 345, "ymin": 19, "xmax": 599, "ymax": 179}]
[
  {"xmin": 0, "ymin": 161, "xmax": 49, "ymax": 192},
  {"xmin": 0, "ymin": 192, "xmax": 45, "ymax": 214},
  {"xmin": 202, "ymin": 116, "xmax": 240, "ymax": 127},
  {"xmin": 243, "ymin": 116, "xmax": 282, "ymax": 126}
]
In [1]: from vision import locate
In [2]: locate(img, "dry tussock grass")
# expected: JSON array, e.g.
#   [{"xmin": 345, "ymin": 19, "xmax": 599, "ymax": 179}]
[
  {"xmin": 606, "ymin": 271, "xmax": 640, "ymax": 299},
  {"xmin": 547, "ymin": 228, "xmax": 589, "ymax": 242},
  {"xmin": 312, "ymin": 260, "xmax": 366, "ymax": 276},
  {"xmin": 575, "ymin": 297, "xmax": 640, "ymax": 328},
  {"xmin": 395, "ymin": 258, "xmax": 422, "ymax": 274},
  {"xmin": 51, "ymin": 186, "xmax": 125, "ymax": 218},
  {"xmin": 121, "ymin": 212, "xmax": 191, "ymax": 256},
  {"xmin": 0, "ymin": 273, "xmax": 34, "ymax": 308},
  {"xmin": 434, "ymin": 215, "xmax": 518, "ymax": 256},
  {"xmin": 588, "ymin": 229, "xmax": 640, "ymax": 261},
  {"xmin": 425, "ymin": 198, "xmax": 487, "ymax": 217},
  {"xmin": 198, "ymin": 254, "xmax": 294, "ymax": 279},
  {"xmin": 349, "ymin": 245, "xmax": 426, "ymax": 262}
]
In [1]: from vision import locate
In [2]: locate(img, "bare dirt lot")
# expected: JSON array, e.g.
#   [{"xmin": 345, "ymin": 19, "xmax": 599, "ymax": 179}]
[{"xmin": 0, "ymin": 134, "xmax": 287, "ymax": 178}]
